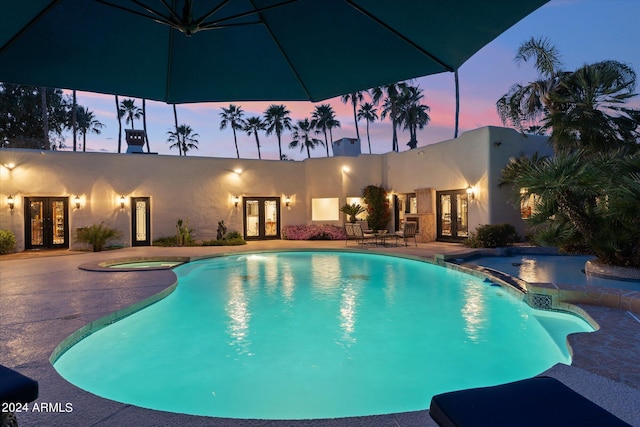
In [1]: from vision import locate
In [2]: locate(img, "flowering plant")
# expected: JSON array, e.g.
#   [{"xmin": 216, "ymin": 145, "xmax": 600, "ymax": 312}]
[{"xmin": 282, "ymin": 224, "xmax": 346, "ymax": 240}]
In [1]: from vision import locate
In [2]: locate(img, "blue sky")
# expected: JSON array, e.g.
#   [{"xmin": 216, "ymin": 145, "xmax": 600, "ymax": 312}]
[{"xmin": 68, "ymin": 0, "xmax": 640, "ymax": 160}]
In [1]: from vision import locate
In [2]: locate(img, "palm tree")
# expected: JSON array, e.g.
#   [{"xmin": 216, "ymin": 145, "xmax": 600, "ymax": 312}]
[
  {"xmin": 289, "ymin": 118, "xmax": 324, "ymax": 159},
  {"xmin": 219, "ymin": 104, "xmax": 245, "ymax": 159},
  {"xmin": 264, "ymin": 104, "xmax": 292, "ymax": 160},
  {"xmin": 167, "ymin": 124, "xmax": 199, "ymax": 156},
  {"xmin": 500, "ymin": 149, "xmax": 640, "ymax": 267},
  {"xmin": 341, "ymin": 91, "xmax": 365, "ymax": 141},
  {"xmin": 357, "ymin": 102, "xmax": 378, "ymax": 154},
  {"xmin": 115, "ymin": 95, "xmax": 122, "ymax": 153},
  {"xmin": 397, "ymin": 85, "xmax": 430, "ymax": 149},
  {"xmin": 372, "ymin": 82, "xmax": 409, "ymax": 152},
  {"xmin": 544, "ymin": 60, "xmax": 639, "ymax": 154},
  {"xmin": 76, "ymin": 106, "xmax": 105, "ymax": 152},
  {"xmin": 496, "ymin": 36, "xmax": 566, "ymax": 134},
  {"xmin": 244, "ymin": 116, "xmax": 266, "ymax": 159},
  {"xmin": 119, "ymin": 98, "xmax": 142, "ymax": 130},
  {"xmin": 311, "ymin": 104, "xmax": 340, "ymax": 157}
]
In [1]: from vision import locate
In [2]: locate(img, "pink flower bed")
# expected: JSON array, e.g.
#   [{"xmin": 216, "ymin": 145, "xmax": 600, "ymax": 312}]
[{"xmin": 282, "ymin": 224, "xmax": 346, "ymax": 240}]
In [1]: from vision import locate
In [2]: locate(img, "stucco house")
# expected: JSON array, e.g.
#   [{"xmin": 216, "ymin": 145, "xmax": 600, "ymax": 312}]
[{"xmin": 0, "ymin": 126, "xmax": 551, "ymax": 252}]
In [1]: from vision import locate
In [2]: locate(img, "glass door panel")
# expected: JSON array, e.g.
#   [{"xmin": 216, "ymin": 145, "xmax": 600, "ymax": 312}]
[
  {"xmin": 30, "ymin": 200, "xmax": 44, "ymax": 246},
  {"xmin": 52, "ymin": 201, "xmax": 66, "ymax": 244},
  {"xmin": 440, "ymin": 194, "xmax": 452, "ymax": 237},
  {"xmin": 456, "ymin": 194, "xmax": 469, "ymax": 238},
  {"xmin": 132, "ymin": 197, "xmax": 151, "ymax": 246},
  {"xmin": 245, "ymin": 200, "xmax": 260, "ymax": 237},
  {"xmin": 264, "ymin": 200, "xmax": 277, "ymax": 237}
]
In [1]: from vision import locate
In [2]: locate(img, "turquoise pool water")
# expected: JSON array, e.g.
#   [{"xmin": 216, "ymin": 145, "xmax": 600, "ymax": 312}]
[
  {"xmin": 54, "ymin": 251, "xmax": 592, "ymax": 419},
  {"xmin": 469, "ymin": 255, "xmax": 640, "ymax": 291}
]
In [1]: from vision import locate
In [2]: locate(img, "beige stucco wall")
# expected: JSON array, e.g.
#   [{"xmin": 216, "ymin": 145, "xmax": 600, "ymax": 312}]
[{"xmin": 0, "ymin": 126, "xmax": 551, "ymax": 251}]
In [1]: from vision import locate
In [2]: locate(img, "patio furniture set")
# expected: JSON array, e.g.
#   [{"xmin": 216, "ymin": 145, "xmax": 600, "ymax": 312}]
[{"xmin": 344, "ymin": 222, "xmax": 417, "ymax": 247}]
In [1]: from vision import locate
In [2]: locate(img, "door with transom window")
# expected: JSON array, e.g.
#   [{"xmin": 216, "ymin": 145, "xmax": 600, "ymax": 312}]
[
  {"xmin": 243, "ymin": 197, "xmax": 280, "ymax": 240},
  {"xmin": 131, "ymin": 197, "xmax": 151, "ymax": 246}
]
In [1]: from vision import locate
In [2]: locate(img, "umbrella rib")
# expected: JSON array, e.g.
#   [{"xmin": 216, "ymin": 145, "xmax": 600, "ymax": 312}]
[
  {"xmin": 247, "ymin": 0, "xmax": 314, "ymax": 100},
  {"xmin": 94, "ymin": 0, "xmax": 175, "ymax": 28},
  {"xmin": 200, "ymin": 0, "xmax": 299, "ymax": 28},
  {"xmin": 0, "ymin": 0, "xmax": 61, "ymax": 54},
  {"xmin": 345, "ymin": 0, "xmax": 454, "ymax": 72}
]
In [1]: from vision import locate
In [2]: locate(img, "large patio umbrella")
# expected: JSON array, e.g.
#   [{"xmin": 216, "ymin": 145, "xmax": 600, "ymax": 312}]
[{"xmin": 0, "ymin": 0, "xmax": 547, "ymax": 103}]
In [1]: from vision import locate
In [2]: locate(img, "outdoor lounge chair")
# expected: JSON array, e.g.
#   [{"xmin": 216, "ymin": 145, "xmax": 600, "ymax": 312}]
[
  {"xmin": 0, "ymin": 364, "xmax": 39, "ymax": 426},
  {"xmin": 394, "ymin": 221, "xmax": 417, "ymax": 246},
  {"xmin": 344, "ymin": 223, "xmax": 357, "ymax": 245},
  {"xmin": 429, "ymin": 376, "xmax": 631, "ymax": 427}
]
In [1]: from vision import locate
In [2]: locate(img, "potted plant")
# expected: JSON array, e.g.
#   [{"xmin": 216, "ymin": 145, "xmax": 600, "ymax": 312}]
[{"xmin": 339, "ymin": 203, "xmax": 366, "ymax": 223}]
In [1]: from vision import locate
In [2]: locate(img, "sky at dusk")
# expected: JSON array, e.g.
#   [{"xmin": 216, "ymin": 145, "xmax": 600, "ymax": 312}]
[{"xmin": 63, "ymin": 0, "xmax": 640, "ymax": 161}]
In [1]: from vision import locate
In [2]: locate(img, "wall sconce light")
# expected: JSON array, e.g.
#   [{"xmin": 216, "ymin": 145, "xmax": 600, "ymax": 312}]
[
  {"xmin": 7, "ymin": 194, "xmax": 14, "ymax": 210},
  {"xmin": 233, "ymin": 195, "xmax": 240, "ymax": 208},
  {"xmin": 74, "ymin": 195, "xmax": 81, "ymax": 209},
  {"xmin": 3, "ymin": 163, "xmax": 15, "ymax": 170},
  {"xmin": 285, "ymin": 195, "xmax": 291, "ymax": 208},
  {"xmin": 120, "ymin": 195, "xmax": 126, "ymax": 209},
  {"xmin": 342, "ymin": 165, "xmax": 350, "ymax": 173},
  {"xmin": 234, "ymin": 168, "xmax": 243, "ymax": 175},
  {"xmin": 466, "ymin": 185, "xmax": 476, "ymax": 200}
]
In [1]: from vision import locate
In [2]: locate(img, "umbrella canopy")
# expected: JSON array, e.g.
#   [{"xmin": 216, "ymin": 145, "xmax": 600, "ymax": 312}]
[{"xmin": 0, "ymin": 0, "xmax": 547, "ymax": 103}]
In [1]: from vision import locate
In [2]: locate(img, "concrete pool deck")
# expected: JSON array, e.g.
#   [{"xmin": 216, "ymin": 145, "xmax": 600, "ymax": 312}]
[{"xmin": 1, "ymin": 241, "xmax": 639, "ymax": 426}]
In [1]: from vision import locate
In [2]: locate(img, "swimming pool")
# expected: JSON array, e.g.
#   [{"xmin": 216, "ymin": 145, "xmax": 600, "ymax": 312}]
[
  {"xmin": 53, "ymin": 251, "xmax": 592, "ymax": 420},
  {"xmin": 467, "ymin": 255, "xmax": 640, "ymax": 292}
]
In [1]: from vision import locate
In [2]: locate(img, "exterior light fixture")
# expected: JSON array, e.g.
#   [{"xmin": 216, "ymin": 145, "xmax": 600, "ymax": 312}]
[
  {"xmin": 342, "ymin": 165, "xmax": 350, "ymax": 173},
  {"xmin": 285, "ymin": 195, "xmax": 291, "ymax": 207},
  {"xmin": 120, "ymin": 195, "xmax": 126, "ymax": 209},
  {"xmin": 4, "ymin": 163, "xmax": 15, "ymax": 170},
  {"xmin": 234, "ymin": 168, "xmax": 243, "ymax": 175},
  {"xmin": 74, "ymin": 195, "xmax": 81, "ymax": 209},
  {"xmin": 233, "ymin": 195, "xmax": 240, "ymax": 208},
  {"xmin": 7, "ymin": 194, "xmax": 14, "ymax": 210},
  {"xmin": 466, "ymin": 185, "xmax": 475, "ymax": 200}
]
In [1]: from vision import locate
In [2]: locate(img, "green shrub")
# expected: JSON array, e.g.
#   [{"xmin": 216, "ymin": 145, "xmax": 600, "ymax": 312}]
[
  {"xmin": 0, "ymin": 229, "xmax": 17, "ymax": 254},
  {"xmin": 224, "ymin": 231, "xmax": 243, "ymax": 240},
  {"xmin": 76, "ymin": 223, "xmax": 123, "ymax": 252},
  {"xmin": 202, "ymin": 237, "xmax": 246, "ymax": 246},
  {"xmin": 466, "ymin": 224, "xmax": 520, "ymax": 248},
  {"xmin": 153, "ymin": 236, "xmax": 178, "ymax": 247}
]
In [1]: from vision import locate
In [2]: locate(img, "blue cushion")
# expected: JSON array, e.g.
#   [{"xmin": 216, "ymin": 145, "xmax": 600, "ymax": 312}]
[
  {"xmin": 429, "ymin": 376, "xmax": 630, "ymax": 427},
  {"xmin": 0, "ymin": 365, "xmax": 39, "ymax": 404}
]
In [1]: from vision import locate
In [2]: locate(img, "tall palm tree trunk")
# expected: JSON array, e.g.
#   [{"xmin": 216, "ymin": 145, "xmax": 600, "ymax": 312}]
[
  {"xmin": 323, "ymin": 129, "xmax": 329, "ymax": 157},
  {"xmin": 143, "ymin": 98, "xmax": 150, "ymax": 152},
  {"xmin": 72, "ymin": 90, "xmax": 77, "ymax": 151},
  {"xmin": 352, "ymin": 100, "xmax": 360, "ymax": 140},
  {"xmin": 454, "ymin": 69, "xmax": 460, "ymax": 138},
  {"xmin": 115, "ymin": 95, "xmax": 122, "ymax": 153},
  {"xmin": 306, "ymin": 145, "xmax": 311, "ymax": 159},
  {"xmin": 276, "ymin": 131, "xmax": 283, "ymax": 160},
  {"xmin": 82, "ymin": 133, "xmax": 87, "ymax": 152},
  {"xmin": 40, "ymin": 87, "xmax": 49, "ymax": 150},
  {"xmin": 254, "ymin": 134, "xmax": 261, "ymax": 159},
  {"xmin": 172, "ymin": 104, "xmax": 183, "ymax": 156},
  {"xmin": 366, "ymin": 121, "xmax": 372, "ymax": 154},
  {"xmin": 232, "ymin": 128, "xmax": 240, "ymax": 159}
]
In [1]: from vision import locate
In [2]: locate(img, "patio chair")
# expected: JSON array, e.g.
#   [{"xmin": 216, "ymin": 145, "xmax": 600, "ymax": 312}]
[
  {"xmin": 0, "ymin": 364, "xmax": 39, "ymax": 427},
  {"xmin": 429, "ymin": 376, "xmax": 631, "ymax": 427},
  {"xmin": 352, "ymin": 223, "xmax": 376, "ymax": 245},
  {"xmin": 344, "ymin": 223, "xmax": 357, "ymax": 245},
  {"xmin": 394, "ymin": 221, "xmax": 417, "ymax": 246}
]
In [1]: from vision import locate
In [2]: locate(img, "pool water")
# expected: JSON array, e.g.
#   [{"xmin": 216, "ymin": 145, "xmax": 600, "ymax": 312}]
[
  {"xmin": 469, "ymin": 255, "xmax": 640, "ymax": 291},
  {"xmin": 54, "ymin": 252, "xmax": 592, "ymax": 419}
]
